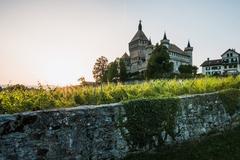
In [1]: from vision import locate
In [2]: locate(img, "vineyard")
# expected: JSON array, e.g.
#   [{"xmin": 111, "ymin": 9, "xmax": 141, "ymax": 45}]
[{"xmin": 1, "ymin": 76, "xmax": 240, "ymax": 114}]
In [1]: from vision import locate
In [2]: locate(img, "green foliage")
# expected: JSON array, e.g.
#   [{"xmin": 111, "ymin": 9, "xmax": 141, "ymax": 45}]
[
  {"xmin": 104, "ymin": 58, "xmax": 128, "ymax": 82},
  {"xmin": 0, "ymin": 76, "xmax": 240, "ymax": 113},
  {"xmin": 2, "ymin": 84, "xmax": 32, "ymax": 91},
  {"xmin": 178, "ymin": 64, "xmax": 198, "ymax": 75},
  {"xmin": 0, "ymin": 88, "xmax": 74, "ymax": 114},
  {"xmin": 92, "ymin": 56, "xmax": 108, "ymax": 83},
  {"xmin": 119, "ymin": 58, "xmax": 127, "ymax": 82},
  {"xmin": 121, "ymin": 98, "xmax": 179, "ymax": 150},
  {"xmin": 107, "ymin": 61, "xmax": 119, "ymax": 82},
  {"xmin": 147, "ymin": 45, "xmax": 173, "ymax": 79},
  {"xmin": 124, "ymin": 125, "xmax": 240, "ymax": 160},
  {"xmin": 219, "ymin": 88, "xmax": 240, "ymax": 115}
]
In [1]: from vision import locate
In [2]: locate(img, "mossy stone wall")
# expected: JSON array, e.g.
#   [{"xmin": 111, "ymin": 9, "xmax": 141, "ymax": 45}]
[{"xmin": 1, "ymin": 89, "xmax": 240, "ymax": 159}]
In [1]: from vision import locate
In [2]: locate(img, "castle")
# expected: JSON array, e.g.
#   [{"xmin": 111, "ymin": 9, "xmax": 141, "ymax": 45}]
[{"xmin": 121, "ymin": 20, "xmax": 193, "ymax": 74}]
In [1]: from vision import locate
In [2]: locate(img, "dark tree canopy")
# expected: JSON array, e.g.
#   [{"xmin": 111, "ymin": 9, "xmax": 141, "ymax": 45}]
[
  {"xmin": 92, "ymin": 56, "xmax": 108, "ymax": 83},
  {"xmin": 147, "ymin": 44, "xmax": 173, "ymax": 79},
  {"xmin": 106, "ymin": 61, "xmax": 118, "ymax": 82},
  {"xmin": 178, "ymin": 65, "xmax": 198, "ymax": 75},
  {"xmin": 103, "ymin": 58, "xmax": 128, "ymax": 83},
  {"xmin": 119, "ymin": 59, "xmax": 127, "ymax": 82}
]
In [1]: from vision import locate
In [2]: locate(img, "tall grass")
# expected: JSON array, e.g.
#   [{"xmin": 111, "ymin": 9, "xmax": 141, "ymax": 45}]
[{"xmin": 0, "ymin": 76, "xmax": 240, "ymax": 113}]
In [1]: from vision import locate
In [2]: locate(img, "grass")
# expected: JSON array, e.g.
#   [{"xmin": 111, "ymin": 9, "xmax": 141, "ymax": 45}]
[
  {"xmin": 0, "ymin": 76, "xmax": 240, "ymax": 114},
  {"xmin": 124, "ymin": 126, "xmax": 240, "ymax": 160}
]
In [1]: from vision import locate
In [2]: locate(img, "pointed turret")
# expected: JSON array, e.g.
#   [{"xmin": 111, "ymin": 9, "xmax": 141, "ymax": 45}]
[
  {"xmin": 184, "ymin": 40, "xmax": 193, "ymax": 51},
  {"xmin": 146, "ymin": 37, "xmax": 153, "ymax": 49},
  {"xmin": 187, "ymin": 41, "xmax": 191, "ymax": 48},
  {"xmin": 129, "ymin": 20, "xmax": 148, "ymax": 43},
  {"xmin": 160, "ymin": 32, "xmax": 170, "ymax": 48},
  {"xmin": 148, "ymin": 37, "xmax": 152, "ymax": 45},
  {"xmin": 184, "ymin": 40, "xmax": 193, "ymax": 65},
  {"xmin": 138, "ymin": 20, "xmax": 142, "ymax": 31},
  {"xmin": 163, "ymin": 32, "xmax": 167, "ymax": 40}
]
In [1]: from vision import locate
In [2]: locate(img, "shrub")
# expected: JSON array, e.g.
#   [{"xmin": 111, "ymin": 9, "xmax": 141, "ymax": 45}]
[{"xmin": 0, "ymin": 76, "xmax": 240, "ymax": 113}]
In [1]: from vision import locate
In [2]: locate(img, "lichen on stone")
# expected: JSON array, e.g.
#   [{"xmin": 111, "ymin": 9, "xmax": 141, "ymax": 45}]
[
  {"xmin": 120, "ymin": 97, "xmax": 179, "ymax": 151},
  {"xmin": 218, "ymin": 89, "xmax": 240, "ymax": 115}
]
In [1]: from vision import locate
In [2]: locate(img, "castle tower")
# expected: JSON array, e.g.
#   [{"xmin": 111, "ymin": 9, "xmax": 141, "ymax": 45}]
[
  {"xmin": 160, "ymin": 32, "xmax": 170, "ymax": 48},
  {"xmin": 129, "ymin": 20, "xmax": 150, "ymax": 72},
  {"xmin": 146, "ymin": 37, "xmax": 154, "ymax": 61},
  {"xmin": 184, "ymin": 41, "xmax": 193, "ymax": 65}
]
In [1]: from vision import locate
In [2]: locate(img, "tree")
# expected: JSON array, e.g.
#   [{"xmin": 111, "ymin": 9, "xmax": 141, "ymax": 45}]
[
  {"xmin": 119, "ymin": 59, "xmax": 127, "ymax": 82},
  {"xmin": 192, "ymin": 66, "xmax": 198, "ymax": 75},
  {"xmin": 107, "ymin": 61, "xmax": 118, "ymax": 82},
  {"xmin": 178, "ymin": 65, "xmax": 198, "ymax": 75},
  {"xmin": 92, "ymin": 56, "xmax": 108, "ymax": 83},
  {"xmin": 78, "ymin": 76, "xmax": 86, "ymax": 86},
  {"xmin": 147, "ymin": 44, "xmax": 173, "ymax": 79}
]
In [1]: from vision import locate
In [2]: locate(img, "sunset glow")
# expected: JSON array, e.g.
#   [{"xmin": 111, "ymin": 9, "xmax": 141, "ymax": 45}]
[{"xmin": 0, "ymin": 0, "xmax": 240, "ymax": 86}]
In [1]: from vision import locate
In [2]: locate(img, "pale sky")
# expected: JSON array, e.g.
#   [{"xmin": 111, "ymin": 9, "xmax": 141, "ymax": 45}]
[{"xmin": 0, "ymin": 0, "xmax": 240, "ymax": 86}]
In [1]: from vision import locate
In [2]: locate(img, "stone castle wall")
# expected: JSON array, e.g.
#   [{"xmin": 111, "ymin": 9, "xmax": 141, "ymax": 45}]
[{"xmin": 0, "ymin": 90, "xmax": 240, "ymax": 159}]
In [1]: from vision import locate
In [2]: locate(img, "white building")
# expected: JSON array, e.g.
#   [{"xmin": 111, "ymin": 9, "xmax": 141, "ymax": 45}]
[
  {"xmin": 201, "ymin": 49, "xmax": 240, "ymax": 75},
  {"xmin": 121, "ymin": 20, "xmax": 193, "ymax": 74}
]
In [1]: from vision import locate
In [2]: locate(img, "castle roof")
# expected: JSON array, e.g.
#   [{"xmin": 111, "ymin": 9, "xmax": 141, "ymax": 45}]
[
  {"xmin": 130, "ymin": 30, "xmax": 148, "ymax": 42},
  {"xmin": 130, "ymin": 21, "xmax": 148, "ymax": 42},
  {"xmin": 121, "ymin": 52, "xmax": 130, "ymax": 59},
  {"xmin": 169, "ymin": 44, "xmax": 184, "ymax": 54},
  {"xmin": 200, "ymin": 59, "xmax": 222, "ymax": 67}
]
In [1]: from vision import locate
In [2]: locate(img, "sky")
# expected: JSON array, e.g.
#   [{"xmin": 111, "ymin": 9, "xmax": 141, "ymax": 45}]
[{"xmin": 0, "ymin": 0, "xmax": 240, "ymax": 86}]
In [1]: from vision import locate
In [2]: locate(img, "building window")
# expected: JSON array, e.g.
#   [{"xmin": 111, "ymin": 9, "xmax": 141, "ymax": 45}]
[
  {"xmin": 234, "ymin": 64, "xmax": 237, "ymax": 68},
  {"xmin": 230, "ymin": 53, "xmax": 233, "ymax": 57},
  {"xmin": 211, "ymin": 66, "xmax": 219, "ymax": 70},
  {"xmin": 224, "ymin": 65, "xmax": 227, "ymax": 69},
  {"xmin": 227, "ymin": 54, "xmax": 229, "ymax": 57},
  {"xmin": 223, "ymin": 59, "xmax": 229, "ymax": 63}
]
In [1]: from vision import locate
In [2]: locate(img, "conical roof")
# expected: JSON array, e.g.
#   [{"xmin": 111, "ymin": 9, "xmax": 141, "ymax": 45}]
[
  {"xmin": 130, "ymin": 20, "xmax": 148, "ymax": 42},
  {"xmin": 163, "ymin": 32, "xmax": 167, "ymax": 40},
  {"xmin": 130, "ymin": 30, "xmax": 148, "ymax": 42},
  {"xmin": 121, "ymin": 52, "xmax": 129, "ymax": 59},
  {"xmin": 187, "ymin": 41, "xmax": 191, "ymax": 48}
]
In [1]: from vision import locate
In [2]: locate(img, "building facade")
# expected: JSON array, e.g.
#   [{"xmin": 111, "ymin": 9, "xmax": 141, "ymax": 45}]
[
  {"xmin": 201, "ymin": 49, "xmax": 240, "ymax": 75},
  {"xmin": 121, "ymin": 21, "xmax": 193, "ymax": 74}
]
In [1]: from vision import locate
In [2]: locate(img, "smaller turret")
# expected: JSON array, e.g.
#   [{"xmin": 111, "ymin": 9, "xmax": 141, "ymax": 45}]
[
  {"xmin": 138, "ymin": 20, "xmax": 142, "ymax": 31},
  {"xmin": 146, "ymin": 37, "xmax": 154, "ymax": 61},
  {"xmin": 184, "ymin": 41, "xmax": 193, "ymax": 65},
  {"xmin": 160, "ymin": 32, "xmax": 170, "ymax": 48},
  {"xmin": 148, "ymin": 37, "xmax": 152, "ymax": 45}
]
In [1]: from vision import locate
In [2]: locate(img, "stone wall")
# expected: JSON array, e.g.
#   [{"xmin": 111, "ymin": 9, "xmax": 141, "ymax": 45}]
[{"xmin": 0, "ymin": 90, "xmax": 240, "ymax": 160}]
